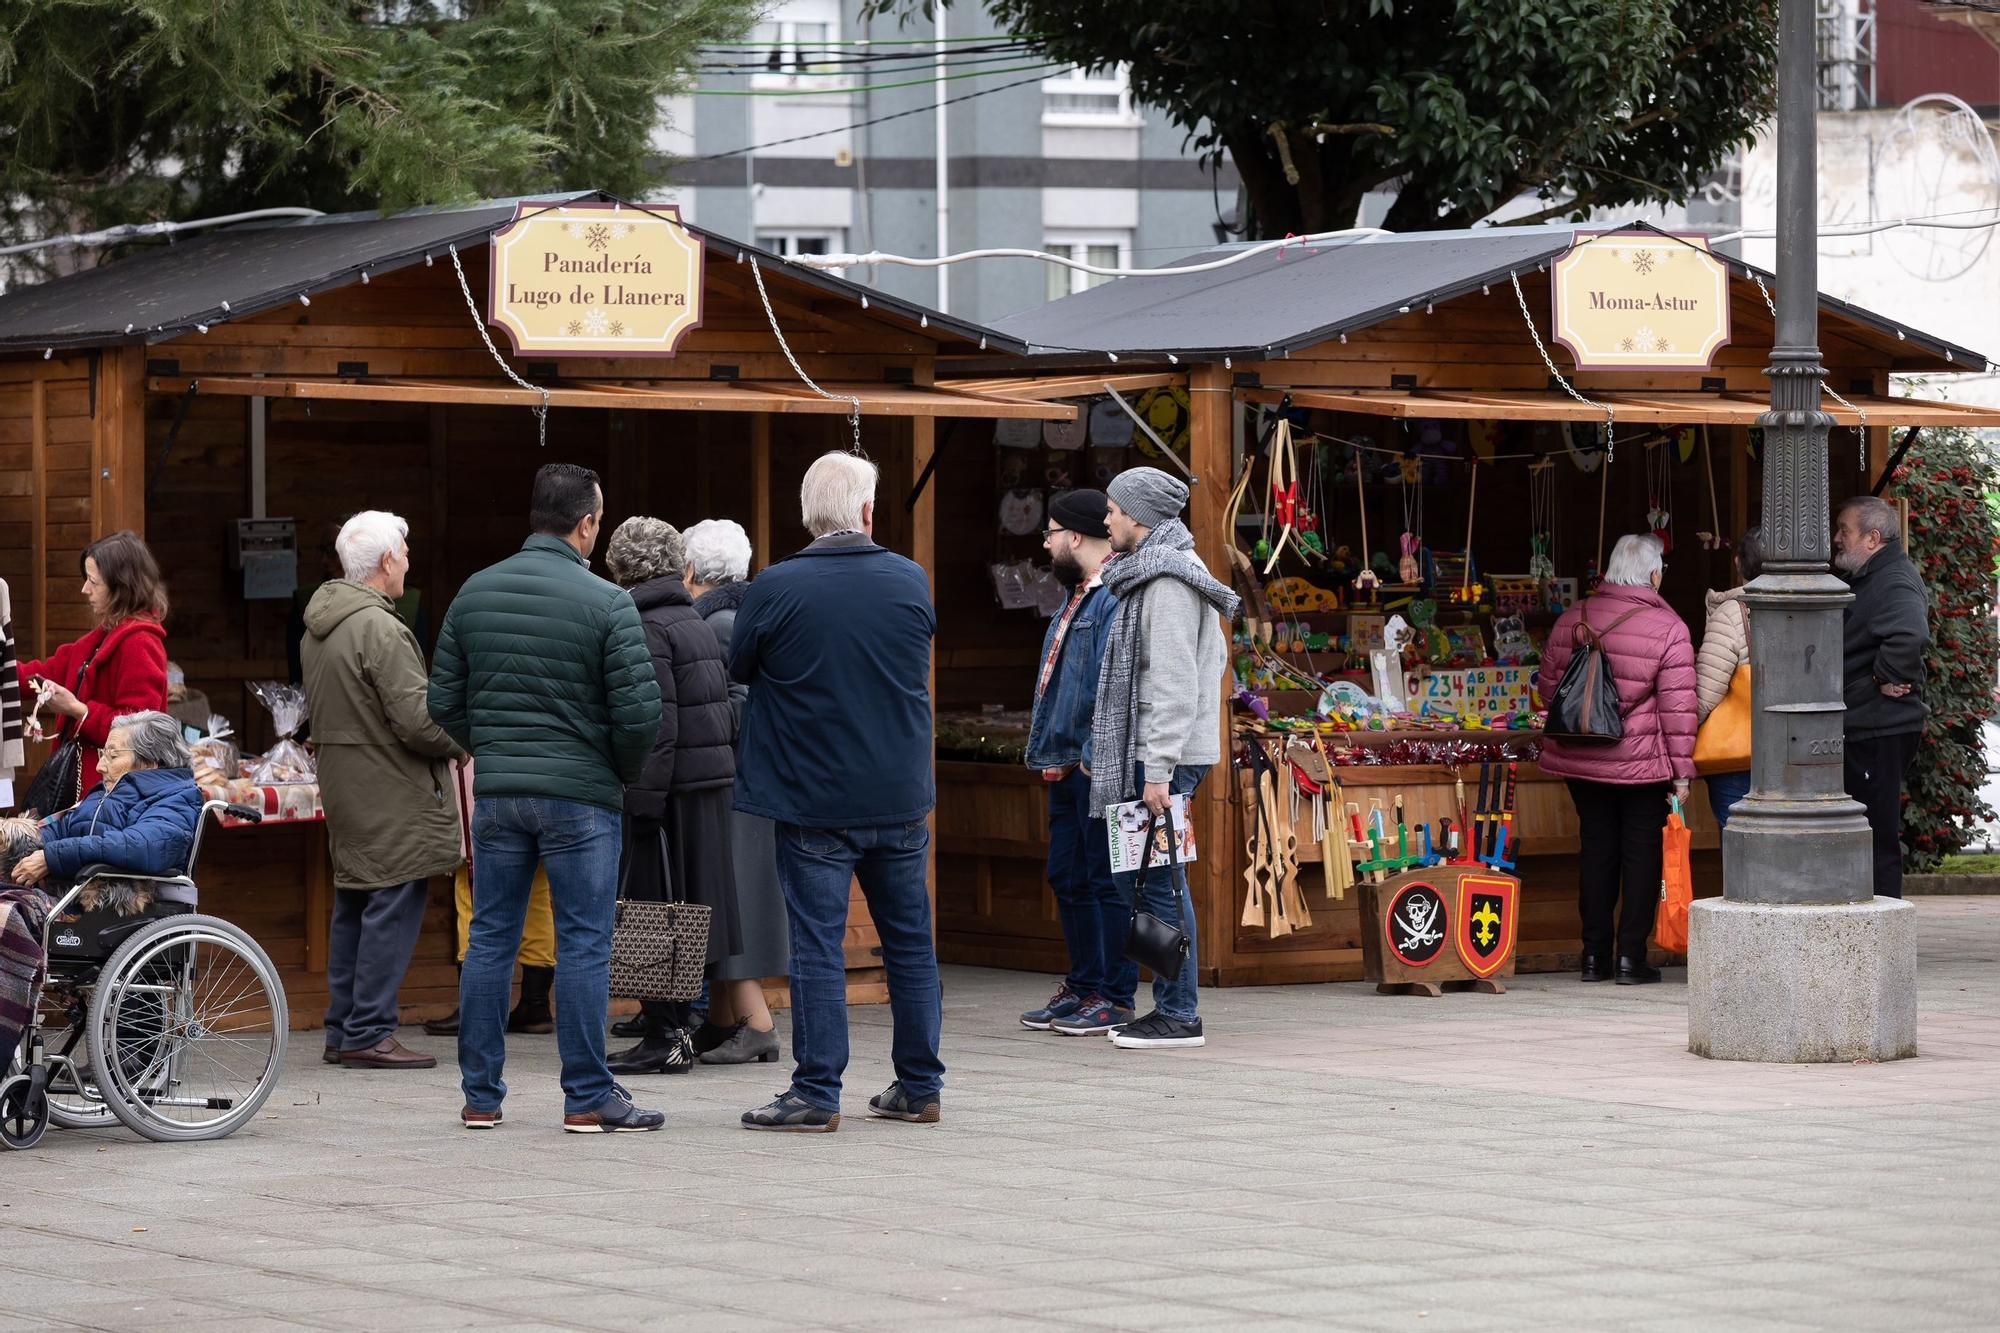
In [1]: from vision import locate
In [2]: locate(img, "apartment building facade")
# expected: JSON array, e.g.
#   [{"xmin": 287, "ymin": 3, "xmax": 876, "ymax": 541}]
[{"xmin": 651, "ymin": 0, "xmax": 1241, "ymax": 324}]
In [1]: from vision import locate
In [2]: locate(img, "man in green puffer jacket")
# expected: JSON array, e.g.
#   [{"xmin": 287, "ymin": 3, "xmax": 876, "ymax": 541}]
[{"xmin": 428, "ymin": 463, "xmax": 665, "ymax": 1135}]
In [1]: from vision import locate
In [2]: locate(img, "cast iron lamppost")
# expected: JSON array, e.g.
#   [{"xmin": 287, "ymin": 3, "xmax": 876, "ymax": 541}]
[{"xmin": 1687, "ymin": 0, "xmax": 1917, "ymax": 1062}]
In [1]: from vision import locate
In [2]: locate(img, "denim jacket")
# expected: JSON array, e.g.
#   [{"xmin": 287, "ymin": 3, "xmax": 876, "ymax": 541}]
[{"xmin": 1024, "ymin": 582, "xmax": 1119, "ymax": 771}]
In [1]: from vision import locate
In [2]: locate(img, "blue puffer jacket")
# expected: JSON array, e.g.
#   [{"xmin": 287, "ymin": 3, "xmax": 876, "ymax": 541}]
[
  {"xmin": 41, "ymin": 767, "xmax": 205, "ymax": 884},
  {"xmin": 1024, "ymin": 582, "xmax": 1119, "ymax": 771}
]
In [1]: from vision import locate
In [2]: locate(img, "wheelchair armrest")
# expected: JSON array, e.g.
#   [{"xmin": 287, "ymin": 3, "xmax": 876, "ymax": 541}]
[{"xmin": 74, "ymin": 864, "xmax": 193, "ymax": 885}]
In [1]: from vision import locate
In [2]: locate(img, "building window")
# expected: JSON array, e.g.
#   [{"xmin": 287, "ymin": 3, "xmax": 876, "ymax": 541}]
[
  {"xmin": 1042, "ymin": 65, "xmax": 1139, "ymax": 126},
  {"xmin": 758, "ymin": 230, "xmax": 847, "ymax": 274},
  {"xmin": 749, "ymin": 3, "xmax": 841, "ymax": 85},
  {"xmin": 1043, "ymin": 233, "xmax": 1130, "ymax": 301}
]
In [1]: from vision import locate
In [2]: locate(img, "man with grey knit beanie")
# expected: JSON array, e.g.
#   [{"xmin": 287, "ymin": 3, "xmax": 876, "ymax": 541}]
[{"xmin": 1090, "ymin": 466, "xmax": 1240, "ymax": 1049}]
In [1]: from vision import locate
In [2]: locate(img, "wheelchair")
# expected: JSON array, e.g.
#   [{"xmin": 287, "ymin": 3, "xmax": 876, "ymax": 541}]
[{"xmin": 1, "ymin": 800, "xmax": 289, "ymax": 1148}]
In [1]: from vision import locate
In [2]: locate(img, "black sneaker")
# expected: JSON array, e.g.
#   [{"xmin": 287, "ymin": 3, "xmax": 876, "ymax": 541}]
[
  {"xmin": 742, "ymin": 1089, "xmax": 840, "ymax": 1133},
  {"xmin": 1110, "ymin": 1011, "xmax": 1205, "ymax": 1050},
  {"xmin": 867, "ymin": 1082, "xmax": 942, "ymax": 1123},
  {"xmin": 606, "ymin": 1031, "xmax": 695, "ymax": 1075}
]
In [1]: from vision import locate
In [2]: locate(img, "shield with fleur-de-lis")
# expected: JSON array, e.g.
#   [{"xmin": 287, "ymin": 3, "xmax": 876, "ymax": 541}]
[{"xmin": 1455, "ymin": 873, "xmax": 1518, "ymax": 978}]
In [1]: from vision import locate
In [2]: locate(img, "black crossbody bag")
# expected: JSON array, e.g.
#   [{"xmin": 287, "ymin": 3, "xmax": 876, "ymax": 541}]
[{"xmin": 1123, "ymin": 806, "xmax": 1191, "ymax": 982}]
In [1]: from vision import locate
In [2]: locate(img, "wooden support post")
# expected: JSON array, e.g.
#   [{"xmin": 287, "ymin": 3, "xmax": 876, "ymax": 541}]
[
  {"xmin": 912, "ymin": 406, "xmax": 939, "ymax": 922},
  {"xmin": 1729, "ymin": 423, "xmax": 1750, "ymax": 542},
  {"xmin": 1186, "ymin": 364, "xmax": 1234, "ymax": 983},
  {"xmin": 29, "ymin": 378, "xmax": 48, "ymax": 659},
  {"xmin": 429, "ymin": 406, "xmax": 450, "ymax": 609},
  {"xmin": 751, "ymin": 413, "xmax": 772, "ymax": 570}
]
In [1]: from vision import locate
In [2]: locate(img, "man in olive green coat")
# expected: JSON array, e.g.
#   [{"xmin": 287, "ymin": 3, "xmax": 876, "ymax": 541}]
[
  {"xmin": 428, "ymin": 463, "xmax": 665, "ymax": 1134},
  {"xmin": 302, "ymin": 510, "xmax": 465, "ymax": 1071}
]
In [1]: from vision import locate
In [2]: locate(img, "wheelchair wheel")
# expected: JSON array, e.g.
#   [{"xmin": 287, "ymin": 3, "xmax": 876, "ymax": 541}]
[
  {"xmin": 88, "ymin": 914, "xmax": 288, "ymax": 1143},
  {"xmin": 0, "ymin": 1072, "xmax": 50, "ymax": 1150}
]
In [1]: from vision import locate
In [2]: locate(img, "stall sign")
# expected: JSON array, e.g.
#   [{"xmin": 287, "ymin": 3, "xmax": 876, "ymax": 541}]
[
  {"xmin": 1551, "ymin": 232, "xmax": 1730, "ymax": 370},
  {"xmin": 487, "ymin": 201, "xmax": 704, "ymax": 357},
  {"xmin": 1463, "ymin": 666, "xmax": 1535, "ymax": 717}
]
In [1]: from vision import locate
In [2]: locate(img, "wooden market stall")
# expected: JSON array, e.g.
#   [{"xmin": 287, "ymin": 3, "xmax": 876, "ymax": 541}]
[
  {"xmin": 929, "ymin": 222, "xmax": 2000, "ymax": 988},
  {"xmin": 0, "ymin": 191, "xmax": 1072, "ymax": 1028}
]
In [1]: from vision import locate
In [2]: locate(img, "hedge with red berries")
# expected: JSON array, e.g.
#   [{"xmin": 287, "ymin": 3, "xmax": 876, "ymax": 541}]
[{"xmin": 1890, "ymin": 427, "xmax": 2000, "ymax": 871}]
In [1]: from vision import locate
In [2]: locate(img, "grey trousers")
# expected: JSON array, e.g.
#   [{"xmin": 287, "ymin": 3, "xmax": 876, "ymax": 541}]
[{"xmin": 325, "ymin": 879, "xmax": 430, "ymax": 1051}]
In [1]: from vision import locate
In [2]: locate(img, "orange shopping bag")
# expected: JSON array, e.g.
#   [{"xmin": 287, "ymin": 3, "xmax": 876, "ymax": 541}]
[{"xmin": 1655, "ymin": 795, "xmax": 1693, "ymax": 954}]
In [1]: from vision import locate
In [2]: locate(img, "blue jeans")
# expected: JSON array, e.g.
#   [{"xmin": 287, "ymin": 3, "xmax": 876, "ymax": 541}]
[
  {"xmin": 1105, "ymin": 763, "xmax": 1208, "ymax": 1022},
  {"xmin": 460, "ymin": 796, "xmax": 622, "ymax": 1116},
  {"xmin": 1707, "ymin": 771, "xmax": 1752, "ymax": 829},
  {"xmin": 324, "ymin": 879, "xmax": 430, "ymax": 1052},
  {"xmin": 1046, "ymin": 769, "xmax": 1136, "ymax": 1008},
  {"xmin": 775, "ymin": 819, "xmax": 944, "ymax": 1112}
]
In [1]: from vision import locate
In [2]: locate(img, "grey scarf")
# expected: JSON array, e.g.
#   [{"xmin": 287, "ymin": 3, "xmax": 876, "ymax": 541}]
[{"xmin": 1089, "ymin": 518, "xmax": 1240, "ymax": 816}]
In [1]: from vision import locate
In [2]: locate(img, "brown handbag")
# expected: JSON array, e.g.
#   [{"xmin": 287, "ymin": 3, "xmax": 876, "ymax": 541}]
[{"xmin": 607, "ymin": 827, "xmax": 711, "ymax": 1001}]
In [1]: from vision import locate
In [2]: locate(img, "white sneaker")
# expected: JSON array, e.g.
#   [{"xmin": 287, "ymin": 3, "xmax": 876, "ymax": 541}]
[{"xmin": 1109, "ymin": 1011, "xmax": 1205, "ymax": 1049}]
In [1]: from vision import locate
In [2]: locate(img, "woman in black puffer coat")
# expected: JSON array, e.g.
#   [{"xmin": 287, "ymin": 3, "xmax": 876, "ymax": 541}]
[{"xmin": 602, "ymin": 517, "xmax": 744, "ymax": 1076}]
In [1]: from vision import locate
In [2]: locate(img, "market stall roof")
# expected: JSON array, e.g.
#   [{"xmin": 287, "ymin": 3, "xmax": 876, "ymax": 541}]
[
  {"xmin": 0, "ymin": 190, "xmax": 1021, "ymax": 356},
  {"xmin": 147, "ymin": 374, "xmax": 1076, "ymax": 420},
  {"xmin": 1237, "ymin": 385, "xmax": 2000, "ymax": 427},
  {"xmin": 989, "ymin": 222, "xmax": 1987, "ymax": 372}
]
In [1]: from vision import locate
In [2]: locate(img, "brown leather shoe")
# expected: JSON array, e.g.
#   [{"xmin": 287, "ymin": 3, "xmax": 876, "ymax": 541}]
[
  {"xmin": 461, "ymin": 1106, "xmax": 502, "ymax": 1129},
  {"xmin": 340, "ymin": 1036, "xmax": 437, "ymax": 1070}
]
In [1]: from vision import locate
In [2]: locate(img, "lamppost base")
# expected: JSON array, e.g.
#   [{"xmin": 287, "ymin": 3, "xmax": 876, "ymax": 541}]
[{"xmin": 1687, "ymin": 897, "xmax": 1918, "ymax": 1062}]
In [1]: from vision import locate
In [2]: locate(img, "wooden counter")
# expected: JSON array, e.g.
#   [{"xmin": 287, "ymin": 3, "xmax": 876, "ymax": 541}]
[{"xmin": 934, "ymin": 756, "xmax": 1725, "ymax": 986}]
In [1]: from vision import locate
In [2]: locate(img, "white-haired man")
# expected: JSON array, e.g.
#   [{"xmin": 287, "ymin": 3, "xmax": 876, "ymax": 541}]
[
  {"xmin": 1834, "ymin": 495, "xmax": 1930, "ymax": 899},
  {"xmin": 728, "ymin": 453, "xmax": 943, "ymax": 1132},
  {"xmin": 302, "ymin": 510, "xmax": 466, "ymax": 1068}
]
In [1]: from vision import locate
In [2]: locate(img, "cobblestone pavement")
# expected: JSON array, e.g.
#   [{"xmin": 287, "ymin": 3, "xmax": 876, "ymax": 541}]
[{"xmin": 5, "ymin": 898, "xmax": 1997, "ymax": 1332}]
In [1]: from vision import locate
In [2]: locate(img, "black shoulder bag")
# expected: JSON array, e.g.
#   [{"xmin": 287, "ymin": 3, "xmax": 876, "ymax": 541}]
[
  {"xmin": 20, "ymin": 643, "xmax": 101, "ymax": 817},
  {"xmin": 1123, "ymin": 805, "xmax": 1192, "ymax": 982},
  {"xmin": 1543, "ymin": 605, "xmax": 1645, "ymax": 745}
]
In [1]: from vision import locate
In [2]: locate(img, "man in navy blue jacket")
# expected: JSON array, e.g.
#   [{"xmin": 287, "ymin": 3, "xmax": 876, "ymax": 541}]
[
  {"xmin": 1018, "ymin": 489, "xmax": 1130, "ymax": 1037},
  {"xmin": 729, "ymin": 451, "xmax": 943, "ymax": 1133}
]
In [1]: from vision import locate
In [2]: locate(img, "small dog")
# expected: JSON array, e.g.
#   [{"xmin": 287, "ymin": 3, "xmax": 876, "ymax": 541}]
[
  {"xmin": 0, "ymin": 815, "xmax": 41, "ymax": 883},
  {"xmin": 0, "ymin": 816, "xmax": 159, "ymax": 914}
]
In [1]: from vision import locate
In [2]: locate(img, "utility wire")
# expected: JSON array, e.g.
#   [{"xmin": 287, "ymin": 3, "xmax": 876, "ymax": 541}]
[
  {"xmin": 691, "ymin": 60, "xmax": 1058, "ymax": 97},
  {"xmin": 696, "ymin": 33, "xmax": 1046, "ymax": 47},
  {"xmin": 693, "ymin": 71, "xmax": 1053, "ymax": 159},
  {"xmin": 697, "ymin": 42, "xmax": 1035, "ymax": 70}
]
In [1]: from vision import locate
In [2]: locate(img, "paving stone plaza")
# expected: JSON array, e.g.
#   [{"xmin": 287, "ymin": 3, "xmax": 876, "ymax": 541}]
[{"xmin": 4, "ymin": 897, "xmax": 1996, "ymax": 1332}]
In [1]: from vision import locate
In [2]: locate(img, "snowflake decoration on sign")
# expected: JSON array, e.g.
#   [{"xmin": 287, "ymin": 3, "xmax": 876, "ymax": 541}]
[
  {"xmin": 608, "ymin": 223, "xmax": 631, "ymax": 241},
  {"xmin": 608, "ymin": 320, "xmax": 626, "ymax": 337},
  {"xmin": 582, "ymin": 307, "xmax": 611, "ymax": 336},
  {"xmin": 584, "ymin": 223, "xmax": 612, "ymax": 251},
  {"xmin": 1630, "ymin": 249, "xmax": 1657, "ymax": 275},
  {"xmin": 1619, "ymin": 336, "xmax": 1637, "ymax": 353},
  {"xmin": 1633, "ymin": 325, "xmax": 1659, "ymax": 350},
  {"xmin": 1653, "ymin": 334, "xmax": 1672, "ymax": 353},
  {"xmin": 565, "ymin": 319, "xmax": 583, "ymax": 337}
]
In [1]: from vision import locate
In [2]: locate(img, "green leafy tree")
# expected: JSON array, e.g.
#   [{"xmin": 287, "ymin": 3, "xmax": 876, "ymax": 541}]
[
  {"xmin": 0, "ymin": 0, "xmax": 755, "ymax": 265},
  {"xmin": 866, "ymin": 0, "xmax": 1776, "ymax": 237},
  {"xmin": 1893, "ymin": 427, "xmax": 2000, "ymax": 872}
]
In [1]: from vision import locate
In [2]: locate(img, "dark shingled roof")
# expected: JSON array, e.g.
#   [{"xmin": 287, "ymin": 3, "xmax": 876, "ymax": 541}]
[
  {"xmin": 992, "ymin": 223, "xmax": 1986, "ymax": 370},
  {"xmin": 0, "ymin": 191, "xmax": 1022, "ymax": 355}
]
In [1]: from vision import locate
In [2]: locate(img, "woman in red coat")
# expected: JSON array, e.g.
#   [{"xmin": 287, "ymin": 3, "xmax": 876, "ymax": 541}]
[{"xmin": 20, "ymin": 530, "xmax": 171, "ymax": 803}]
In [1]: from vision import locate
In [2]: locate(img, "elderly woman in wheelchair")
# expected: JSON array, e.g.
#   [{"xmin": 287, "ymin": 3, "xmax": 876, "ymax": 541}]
[{"xmin": 1, "ymin": 710, "xmax": 288, "ymax": 1149}]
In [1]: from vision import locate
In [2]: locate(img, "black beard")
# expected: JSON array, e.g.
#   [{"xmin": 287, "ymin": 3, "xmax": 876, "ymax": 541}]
[{"xmin": 1051, "ymin": 551, "xmax": 1085, "ymax": 588}]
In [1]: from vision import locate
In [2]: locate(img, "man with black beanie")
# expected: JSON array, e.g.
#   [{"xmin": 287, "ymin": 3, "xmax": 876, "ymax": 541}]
[{"xmin": 1019, "ymin": 489, "xmax": 1134, "ymax": 1036}]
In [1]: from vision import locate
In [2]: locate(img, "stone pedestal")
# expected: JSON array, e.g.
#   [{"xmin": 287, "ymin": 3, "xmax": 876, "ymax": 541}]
[{"xmin": 1687, "ymin": 897, "xmax": 1918, "ymax": 1062}]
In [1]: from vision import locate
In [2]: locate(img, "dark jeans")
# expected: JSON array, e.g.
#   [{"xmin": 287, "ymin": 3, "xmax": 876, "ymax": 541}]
[
  {"xmin": 775, "ymin": 819, "xmax": 944, "ymax": 1112},
  {"xmin": 1106, "ymin": 763, "xmax": 1209, "ymax": 1022},
  {"xmin": 461, "ymin": 796, "xmax": 623, "ymax": 1116},
  {"xmin": 1567, "ymin": 779, "xmax": 1672, "ymax": 962},
  {"xmin": 324, "ymin": 879, "xmax": 430, "ymax": 1052},
  {"xmin": 1046, "ymin": 769, "xmax": 1137, "ymax": 1008},
  {"xmin": 1845, "ymin": 730, "xmax": 1920, "ymax": 900},
  {"xmin": 1706, "ymin": 771, "xmax": 1752, "ymax": 830}
]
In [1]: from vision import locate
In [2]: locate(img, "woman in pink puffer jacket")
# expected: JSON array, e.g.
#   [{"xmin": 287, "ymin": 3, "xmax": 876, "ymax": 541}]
[{"xmin": 1535, "ymin": 533, "xmax": 1698, "ymax": 986}]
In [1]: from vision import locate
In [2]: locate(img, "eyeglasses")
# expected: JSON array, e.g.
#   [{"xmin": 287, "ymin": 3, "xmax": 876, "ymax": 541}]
[{"xmin": 1040, "ymin": 527, "xmax": 1071, "ymax": 540}]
